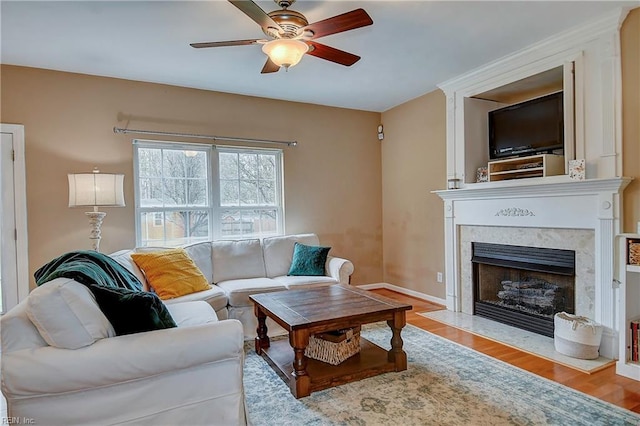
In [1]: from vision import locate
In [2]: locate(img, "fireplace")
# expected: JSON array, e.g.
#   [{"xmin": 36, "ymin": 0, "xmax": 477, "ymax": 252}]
[{"xmin": 472, "ymin": 242, "xmax": 575, "ymax": 338}]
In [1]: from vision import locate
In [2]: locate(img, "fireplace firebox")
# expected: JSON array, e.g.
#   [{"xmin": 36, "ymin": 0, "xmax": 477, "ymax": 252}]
[{"xmin": 472, "ymin": 242, "xmax": 575, "ymax": 337}]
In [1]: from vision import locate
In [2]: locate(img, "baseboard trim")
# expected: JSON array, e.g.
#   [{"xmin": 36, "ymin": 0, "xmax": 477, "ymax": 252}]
[{"xmin": 356, "ymin": 283, "xmax": 447, "ymax": 307}]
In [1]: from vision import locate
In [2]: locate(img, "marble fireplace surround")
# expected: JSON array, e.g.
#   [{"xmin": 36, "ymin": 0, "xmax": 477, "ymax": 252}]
[
  {"xmin": 460, "ymin": 226, "xmax": 593, "ymax": 319},
  {"xmin": 436, "ymin": 177, "xmax": 630, "ymax": 359}
]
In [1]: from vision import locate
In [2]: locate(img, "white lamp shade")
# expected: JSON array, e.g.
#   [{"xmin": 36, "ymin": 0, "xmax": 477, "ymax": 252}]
[
  {"xmin": 68, "ymin": 173, "xmax": 125, "ymax": 208},
  {"xmin": 262, "ymin": 39, "xmax": 309, "ymax": 68}
]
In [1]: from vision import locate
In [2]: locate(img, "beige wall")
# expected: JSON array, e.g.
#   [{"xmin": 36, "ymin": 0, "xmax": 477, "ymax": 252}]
[
  {"xmin": 0, "ymin": 66, "xmax": 383, "ymax": 287},
  {"xmin": 378, "ymin": 8, "xmax": 639, "ymax": 299},
  {"xmin": 381, "ymin": 90, "xmax": 446, "ymax": 299},
  {"xmin": 1, "ymin": 9, "xmax": 636, "ymax": 298},
  {"xmin": 622, "ymin": 8, "xmax": 640, "ymax": 233}
]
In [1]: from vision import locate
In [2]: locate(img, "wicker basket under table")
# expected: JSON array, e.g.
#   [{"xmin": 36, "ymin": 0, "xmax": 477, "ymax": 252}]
[{"xmin": 305, "ymin": 326, "xmax": 361, "ymax": 365}]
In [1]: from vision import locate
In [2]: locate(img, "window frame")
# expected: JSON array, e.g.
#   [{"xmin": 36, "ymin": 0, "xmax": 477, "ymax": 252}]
[{"xmin": 133, "ymin": 139, "xmax": 284, "ymax": 247}]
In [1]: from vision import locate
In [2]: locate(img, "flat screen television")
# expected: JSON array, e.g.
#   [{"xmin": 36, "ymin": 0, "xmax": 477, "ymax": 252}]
[{"xmin": 489, "ymin": 92, "xmax": 564, "ymax": 159}]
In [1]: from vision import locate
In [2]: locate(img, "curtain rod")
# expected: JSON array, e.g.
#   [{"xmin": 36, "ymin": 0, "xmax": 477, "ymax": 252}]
[{"xmin": 113, "ymin": 127, "xmax": 297, "ymax": 147}]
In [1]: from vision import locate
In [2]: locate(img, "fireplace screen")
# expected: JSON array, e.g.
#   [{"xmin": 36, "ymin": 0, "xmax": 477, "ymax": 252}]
[{"xmin": 472, "ymin": 242, "xmax": 575, "ymax": 337}]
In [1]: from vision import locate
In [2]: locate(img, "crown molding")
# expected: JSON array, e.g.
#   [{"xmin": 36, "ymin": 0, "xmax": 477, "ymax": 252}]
[{"xmin": 438, "ymin": 7, "xmax": 630, "ymax": 95}]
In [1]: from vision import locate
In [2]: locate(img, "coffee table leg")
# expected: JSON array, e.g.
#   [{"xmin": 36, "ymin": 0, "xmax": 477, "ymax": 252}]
[
  {"xmin": 289, "ymin": 329, "xmax": 311, "ymax": 398},
  {"xmin": 387, "ymin": 311, "xmax": 408, "ymax": 371},
  {"xmin": 254, "ymin": 305, "xmax": 270, "ymax": 355}
]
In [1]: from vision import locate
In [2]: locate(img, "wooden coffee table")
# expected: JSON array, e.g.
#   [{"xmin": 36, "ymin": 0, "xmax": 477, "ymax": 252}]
[{"xmin": 249, "ymin": 284, "xmax": 412, "ymax": 398}]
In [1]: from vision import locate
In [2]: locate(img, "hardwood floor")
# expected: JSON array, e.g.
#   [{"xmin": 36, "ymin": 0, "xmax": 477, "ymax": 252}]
[{"xmin": 370, "ymin": 288, "xmax": 640, "ymax": 415}]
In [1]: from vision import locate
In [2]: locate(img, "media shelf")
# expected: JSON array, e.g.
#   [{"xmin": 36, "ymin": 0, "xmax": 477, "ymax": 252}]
[
  {"xmin": 488, "ymin": 154, "xmax": 565, "ymax": 182},
  {"xmin": 617, "ymin": 234, "xmax": 640, "ymax": 381}
]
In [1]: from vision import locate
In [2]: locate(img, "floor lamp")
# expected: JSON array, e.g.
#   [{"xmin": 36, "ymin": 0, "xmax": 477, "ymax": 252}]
[{"xmin": 68, "ymin": 168, "xmax": 125, "ymax": 252}]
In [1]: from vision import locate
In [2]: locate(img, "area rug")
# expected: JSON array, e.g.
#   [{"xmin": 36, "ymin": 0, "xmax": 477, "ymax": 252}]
[{"xmin": 243, "ymin": 323, "xmax": 640, "ymax": 426}]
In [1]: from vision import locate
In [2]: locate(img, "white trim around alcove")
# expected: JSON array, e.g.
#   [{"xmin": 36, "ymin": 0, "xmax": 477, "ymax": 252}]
[{"xmin": 438, "ymin": 7, "xmax": 630, "ymax": 184}]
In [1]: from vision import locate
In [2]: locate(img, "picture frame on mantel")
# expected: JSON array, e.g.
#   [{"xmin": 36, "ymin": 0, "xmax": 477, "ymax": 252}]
[
  {"xmin": 476, "ymin": 167, "xmax": 488, "ymax": 183},
  {"xmin": 568, "ymin": 159, "xmax": 585, "ymax": 181}
]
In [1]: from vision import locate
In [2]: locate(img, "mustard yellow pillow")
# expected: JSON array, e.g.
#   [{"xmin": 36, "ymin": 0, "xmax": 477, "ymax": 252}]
[{"xmin": 131, "ymin": 248, "xmax": 211, "ymax": 300}]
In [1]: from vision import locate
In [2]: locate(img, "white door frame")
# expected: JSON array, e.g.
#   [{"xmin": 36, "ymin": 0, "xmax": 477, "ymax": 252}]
[{"xmin": 1, "ymin": 124, "xmax": 29, "ymax": 310}]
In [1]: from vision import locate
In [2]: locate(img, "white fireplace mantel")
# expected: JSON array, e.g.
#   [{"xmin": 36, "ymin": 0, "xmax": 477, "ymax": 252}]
[
  {"xmin": 434, "ymin": 177, "xmax": 631, "ymax": 360},
  {"xmin": 433, "ymin": 7, "xmax": 631, "ymax": 360},
  {"xmin": 435, "ymin": 176, "xmax": 632, "ymax": 201}
]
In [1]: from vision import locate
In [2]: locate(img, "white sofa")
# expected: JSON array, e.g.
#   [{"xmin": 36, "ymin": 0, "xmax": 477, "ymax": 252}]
[
  {"xmin": 0, "ymin": 233, "xmax": 352, "ymax": 425},
  {"xmin": 0, "ymin": 279, "xmax": 247, "ymax": 425},
  {"xmin": 110, "ymin": 233, "xmax": 355, "ymax": 338}
]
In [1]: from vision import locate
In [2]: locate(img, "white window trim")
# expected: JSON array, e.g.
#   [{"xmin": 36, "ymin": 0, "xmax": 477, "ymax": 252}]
[{"xmin": 133, "ymin": 139, "xmax": 284, "ymax": 246}]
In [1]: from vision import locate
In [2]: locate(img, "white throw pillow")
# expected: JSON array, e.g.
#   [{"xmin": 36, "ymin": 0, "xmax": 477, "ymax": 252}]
[{"xmin": 26, "ymin": 278, "xmax": 115, "ymax": 349}]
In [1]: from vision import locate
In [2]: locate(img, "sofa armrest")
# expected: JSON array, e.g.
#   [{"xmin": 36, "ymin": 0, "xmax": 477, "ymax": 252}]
[
  {"xmin": 2, "ymin": 319, "xmax": 244, "ymax": 397},
  {"xmin": 326, "ymin": 255, "xmax": 354, "ymax": 285}
]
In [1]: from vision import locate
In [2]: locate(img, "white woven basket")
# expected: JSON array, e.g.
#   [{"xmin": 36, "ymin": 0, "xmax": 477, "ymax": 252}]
[
  {"xmin": 305, "ymin": 328, "xmax": 361, "ymax": 365},
  {"xmin": 554, "ymin": 312, "xmax": 603, "ymax": 360}
]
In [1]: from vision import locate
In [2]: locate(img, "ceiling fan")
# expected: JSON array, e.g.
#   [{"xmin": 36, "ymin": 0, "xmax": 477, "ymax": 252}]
[{"xmin": 190, "ymin": 0, "xmax": 373, "ymax": 73}]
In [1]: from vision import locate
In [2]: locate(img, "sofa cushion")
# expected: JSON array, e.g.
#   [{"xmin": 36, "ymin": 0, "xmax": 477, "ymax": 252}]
[
  {"xmin": 131, "ymin": 248, "xmax": 211, "ymax": 300},
  {"xmin": 162, "ymin": 285, "xmax": 228, "ymax": 312},
  {"xmin": 26, "ymin": 278, "xmax": 115, "ymax": 349},
  {"xmin": 182, "ymin": 242, "xmax": 214, "ymax": 284},
  {"xmin": 262, "ymin": 233, "xmax": 320, "ymax": 278},
  {"xmin": 109, "ymin": 249, "xmax": 148, "ymax": 291},
  {"xmin": 165, "ymin": 301, "xmax": 218, "ymax": 327},
  {"xmin": 216, "ymin": 278, "xmax": 286, "ymax": 307},
  {"xmin": 288, "ymin": 242, "xmax": 331, "ymax": 276},
  {"xmin": 88, "ymin": 285, "xmax": 177, "ymax": 336},
  {"xmin": 215, "ymin": 307, "xmax": 229, "ymax": 320},
  {"xmin": 212, "ymin": 239, "xmax": 266, "ymax": 283},
  {"xmin": 272, "ymin": 275, "xmax": 337, "ymax": 290},
  {"xmin": 111, "ymin": 246, "xmax": 214, "ymax": 292}
]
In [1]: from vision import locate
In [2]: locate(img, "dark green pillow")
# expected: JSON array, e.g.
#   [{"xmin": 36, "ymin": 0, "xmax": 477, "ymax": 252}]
[
  {"xmin": 88, "ymin": 284, "xmax": 177, "ymax": 336},
  {"xmin": 288, "ymin": 242, "xmax": 331, "ymax": 276}
]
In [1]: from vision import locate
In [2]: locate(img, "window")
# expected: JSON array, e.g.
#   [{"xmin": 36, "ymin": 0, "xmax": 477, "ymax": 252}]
[
  {"xmin": 152, "ymin": 212, "xmax": 163, "ymax": 227},
  {"xmin": 133, "ymin": 141, "xmax": 283, "ymax": 247}
]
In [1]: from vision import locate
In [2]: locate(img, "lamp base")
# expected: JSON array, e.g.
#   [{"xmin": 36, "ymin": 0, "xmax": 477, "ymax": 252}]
[{"xmin": 85, "ymin": 211, "xmax": 107, "ymax": 251}]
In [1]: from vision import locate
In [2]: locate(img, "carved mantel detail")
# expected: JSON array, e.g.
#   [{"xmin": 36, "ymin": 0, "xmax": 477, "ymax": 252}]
[{"xmin": 495, "ymin": 207, "xmax": 535, "ymax": 217}]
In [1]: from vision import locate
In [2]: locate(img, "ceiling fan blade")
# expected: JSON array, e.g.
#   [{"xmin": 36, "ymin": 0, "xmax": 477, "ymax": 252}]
[
  {"xmin": 190, "ymin": 39, "xmax": 263, "ymax": 48},
  {"xmin": 305, "ymin": 41, "xmax": 360, "ymax": 66},
  {"xmin": 261, "ymin": 58, "xmax": 280, "ymax": 74},
  {"xmin": 302, "ymin": 9, "xmax": 373, "ymax": 40},
  {"xmin": 228, "ymin": 0, "xmax": 284, "ymax": 35}
]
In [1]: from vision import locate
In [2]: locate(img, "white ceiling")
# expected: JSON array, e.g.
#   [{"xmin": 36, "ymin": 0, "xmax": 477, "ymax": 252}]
[{"xmin": 2, "ymin": 1, "xmax": 637, "ymax": 112}]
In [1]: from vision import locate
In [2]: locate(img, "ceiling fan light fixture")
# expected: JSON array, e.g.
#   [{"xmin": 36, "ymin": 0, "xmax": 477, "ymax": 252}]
[{"xmin": 262, "ymin": 39, "xmax": 309, "ymax": 70}]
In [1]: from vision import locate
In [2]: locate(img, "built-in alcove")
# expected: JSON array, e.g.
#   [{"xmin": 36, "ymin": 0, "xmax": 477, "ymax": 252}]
[
  {"xmin": 461, "ymin": 64, "xmax": 574, "ymax": 185},
  {"xmin": 472, "ymin": 66, "xmax": 564, "ymax": 104}
]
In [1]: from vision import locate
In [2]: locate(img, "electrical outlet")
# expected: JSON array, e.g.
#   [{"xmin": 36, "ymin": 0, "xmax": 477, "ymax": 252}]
[{"xmin": 437, "ymin": 272, "xmax": 443, "ymax": 283}]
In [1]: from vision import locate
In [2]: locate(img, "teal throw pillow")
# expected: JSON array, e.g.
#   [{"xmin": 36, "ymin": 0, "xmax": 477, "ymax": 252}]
[
  {"xmin": 88, "ymin": 284, "xmax": 177, "ymax": 336},
  {"xmin": 288, "ymin": 242, "xmax": 331, "ymax": 276}
]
